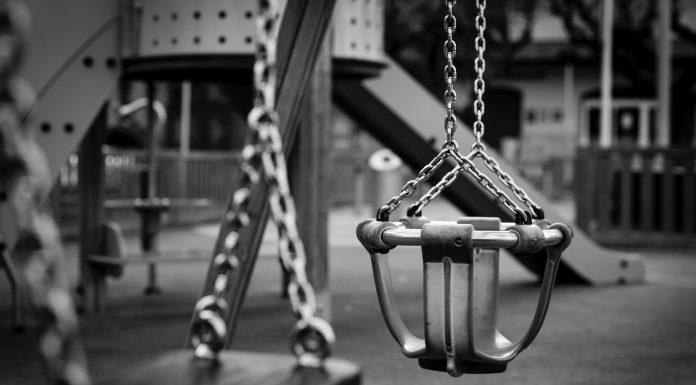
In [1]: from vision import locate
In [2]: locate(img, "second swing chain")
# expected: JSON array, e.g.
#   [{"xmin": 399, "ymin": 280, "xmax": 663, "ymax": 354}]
[{"xmin": 189, "ymin": 0, "xmax": 334, "ymax": 368}]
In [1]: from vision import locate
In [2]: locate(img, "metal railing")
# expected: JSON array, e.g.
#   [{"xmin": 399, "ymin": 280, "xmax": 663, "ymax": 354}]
[
  {"xmin": 49, "ymin": 148, "xmax": 242, "ymax": 239},
  {"xmin": 575, "ymin": 146, "xmax": 696, "ymax": 248}
]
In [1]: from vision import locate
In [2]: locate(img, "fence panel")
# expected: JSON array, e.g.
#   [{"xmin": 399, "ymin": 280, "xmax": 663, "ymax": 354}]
[
  {"xmin": 576, "ymin": 147, "xmax": 696, "ymax": 249},
  {"xmin": 49, "ymin": 148, "xmax": 241, "ymax": 239}
]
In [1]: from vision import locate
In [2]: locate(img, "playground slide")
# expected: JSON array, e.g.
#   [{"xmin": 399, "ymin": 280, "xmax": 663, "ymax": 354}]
[
  {"xmin": 334, "ymin": 57, "xmax": 645, "ymax": 285},
  {"xmin": 23, "ymin": 0, "xmax": 121, "ymax": 183}
]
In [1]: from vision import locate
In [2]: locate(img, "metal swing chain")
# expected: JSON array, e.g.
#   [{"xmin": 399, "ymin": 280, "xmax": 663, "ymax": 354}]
[
  {"xmin": 406, "ymin": 0, "xmax": 544, "ymax": 222},
  {"xmin": 375, "ymin": 0, "xmax": 459, "ymax": 221},
  {"xmin": 0, "ymin": 1, "xmax": 91, "ymax": 385},
  {"xmin": 377, "ymin": 0, "xmax": 523, "ymax": 221},
  {"xmin": 467, "ymin": 1, "xmax": 543, "ymax": 216},
  {"xmin": 410, "ymin": 150, "xmax": 525, "ymax": 219},
  {"xmin": 443, "ymin": 0, "xmax": 458, "ymax": 145},
  {"xmin": 190, "ymin": 0, "xmax": 334, "ymax": 367},
  {"xmin": 470, "ymin": 0, "xmax": 487, "ymax": 153}
]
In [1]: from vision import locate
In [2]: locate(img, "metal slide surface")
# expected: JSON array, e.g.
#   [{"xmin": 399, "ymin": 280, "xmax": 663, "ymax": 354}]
[
  {"xmin": 334, "ymin": 57, "xmax": 645, "ymax": 285},
  {"xmin": 22, "ymin": 0, "xmax": 121, "ymax": 183}
]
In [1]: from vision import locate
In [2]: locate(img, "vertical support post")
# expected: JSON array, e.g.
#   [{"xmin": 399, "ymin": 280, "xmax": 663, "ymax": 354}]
[
  {"xmin": 292, "ymin": 34, "xmax": 332, "ymax": 320},
  {"xmin": 143, "ymin": 81, "xmax": 161, "ymax": 295},
  {"xmin": 578, "ymin": 102, "xmax": 589, "ymax": 147},
  {"xmin": 563, "ymin": 62, "xmax": 576, "ymax": 138},
  {"xmin": 638, "ymin": 102, "xmax": 650, "ymax": 148},
  {"xmin": 657, "ymin": 0, "xmax": 672, "ymax": 147},
  {"xmin": 179, "ymin": 81, "xmax": 191, "ymax": 210},
  {"xmin": 599, "ymin": 0, "xmax": 614, "ymax": 148},
  {"xmin": 79, "ymin": 104, "xmax": 107, "ymax": 311},
  {"xmin": 146, "ymin": 82, "xmax": 158, "ymax": 200}
]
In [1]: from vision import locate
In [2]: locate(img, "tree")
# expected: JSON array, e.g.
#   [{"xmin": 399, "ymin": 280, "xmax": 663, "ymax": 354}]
[
  {"xmin": 548, "ymin": 0, "xmax": 696, "ymax": 144},
  {"xmin": 385, "ymin": 0, "xmax": 540, "ymax": 101}
]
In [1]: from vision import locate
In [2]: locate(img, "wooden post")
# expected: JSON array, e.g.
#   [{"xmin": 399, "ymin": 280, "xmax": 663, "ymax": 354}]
[
  {"xmin": 78, "ymin": 104, "xmax": 107, "ymax": 311},
  {"xmin": 291, "ymin": 34, "xmax": 332, "ymax": 320},
  {"xmin": 599, "ymin": 0, "xmax": 614, "ymax": 148},
  {"xmin": 657, "ymin": 0, "xmax": 672, "ymax": 147}
]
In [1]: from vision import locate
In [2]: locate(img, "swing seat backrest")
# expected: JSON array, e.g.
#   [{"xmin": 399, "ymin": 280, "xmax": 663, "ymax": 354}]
[{"xmin": 97, "ymin": 351, "xmax": 361, "ymax": 385}]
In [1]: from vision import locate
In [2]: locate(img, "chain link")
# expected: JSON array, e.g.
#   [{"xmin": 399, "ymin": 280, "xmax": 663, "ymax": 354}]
[
  {"xmin": 471, "ymin": 0, "xmax": 487, "ymax": 153},
  {"xmin": 190, "ymin": 0, "xmax": 333, "ymax": 367},
  {"xmin": 376, "ymin": 0, "xmax": 461, "ymax": 221},
  {"xmin": 400, "ymin": 0, "xmax": 543, "ymax": 223},
  {"xmin": 443, "ymin": 0, "xmax": 458, "ymax": 145},
  {"xmin": 475, "ymin": 150, "xmax": 544, "ymax": 218},
  {"xmin": 0, "ymin": 1, "xmax": 92, "ymax": 384},
  {"xmin": 376, "ymin": 146, "xmax": 451, "ymax": 221},
  {"xmin": 407, "ymin": 148, "xmax": 524, "ymax": 220}
]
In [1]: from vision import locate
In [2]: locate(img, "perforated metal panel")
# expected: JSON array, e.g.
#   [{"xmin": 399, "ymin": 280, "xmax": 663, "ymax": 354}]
[
  {"xmin": 23, "ymin": 0, "xmax": 120, "ymax": 182},
  {"xmin": 332, "ymin": 0, "xmax": 384, "ymax": 62},
  {"xmin": 127, "ymin": 0, "xmax": 384, "ymax": 65},
  {"xmin": 135, "ymin": 0, "xmax": 266, "ymax": 56}
]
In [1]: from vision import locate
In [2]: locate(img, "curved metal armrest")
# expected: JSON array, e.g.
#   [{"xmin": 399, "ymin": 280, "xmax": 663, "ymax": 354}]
[
  {"xmin": 356, "ymin": 219, "xmax": 426, "ymax": 357},
  {"xmin": 371, "ymin": 252, "xmax": 426, "ymax": 357},
  {"xmin": 473, "ymin": 222, "xmax": 573, "ymax": 363}
]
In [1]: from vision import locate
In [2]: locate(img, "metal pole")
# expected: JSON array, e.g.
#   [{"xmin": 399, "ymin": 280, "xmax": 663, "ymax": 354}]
[
  {"xmin": 380, "ymin": 228, "xmax": 565, "ymax": 248},
  {"xmin": 657, "ymin": 0, "xmax": 672, "ymax": 147},
  {"xmin": 144, "ymin": 81, "xmax": 160, "ymax": 295},
  {"xmin": 563, "ymin": 62, "xmax": 577, "ymax": 142},
  {"xmin": 179, "ymin": 82, "xmax": 191, "ymax": 208},
  {"xmin": 599, "ymin": 0, "xmax": 614, "ymax": 148}
]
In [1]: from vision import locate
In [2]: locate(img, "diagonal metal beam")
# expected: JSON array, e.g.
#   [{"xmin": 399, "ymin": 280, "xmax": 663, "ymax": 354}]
[{"xmin": 187, "ymin": 0, "xmax": 338, "ymax": 348}]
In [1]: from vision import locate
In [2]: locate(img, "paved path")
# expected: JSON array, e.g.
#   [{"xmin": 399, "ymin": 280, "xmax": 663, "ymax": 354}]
[{"xmin": 1, "ymin": 202, "xmax": 695, "ymax": 385}]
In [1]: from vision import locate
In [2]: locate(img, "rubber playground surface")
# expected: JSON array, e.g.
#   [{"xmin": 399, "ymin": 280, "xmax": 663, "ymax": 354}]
[{"xmin": 1, "ymin": 202, "xmax": 695, "ymax": 385}]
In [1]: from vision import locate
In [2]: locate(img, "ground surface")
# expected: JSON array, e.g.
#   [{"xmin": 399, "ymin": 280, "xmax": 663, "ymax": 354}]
[{"xmin": 1, "ymin": 202, "xmax": 695, "ymax": 385}]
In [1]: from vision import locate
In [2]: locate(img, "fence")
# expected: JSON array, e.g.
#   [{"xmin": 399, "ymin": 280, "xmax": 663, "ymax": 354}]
[
  {"xmin": 49, "ymin": 148, "xmax": 241, "ymax": 239},
  {"xmin": 575, "ymin": 147, "xmax": 696, "ymax": 248}
]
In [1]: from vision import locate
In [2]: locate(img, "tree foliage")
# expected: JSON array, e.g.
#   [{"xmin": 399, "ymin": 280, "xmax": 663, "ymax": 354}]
[
  {"xmin": 548, "ymin": 0, "xmax": 696, "ymax": 143},
  {"xmin": 384, "ymin": 0, "xmax": 540, "ymax": 97},
  {"xmin": 548, "ymin": 0, "xmax": 696, "ymax": 90}
]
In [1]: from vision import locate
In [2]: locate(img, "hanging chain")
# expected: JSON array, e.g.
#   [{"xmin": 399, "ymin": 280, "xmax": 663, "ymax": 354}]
[
  {"xmin": 376, "ymin": 147, "xmax": 451, "ymax": 221},
  {"xmin": 376, "ymin": 0, "xmax": 461, "ymax": 221},
  {"xmin": 407, "ymin": 151, "xmax": 528, "ymax": 221},
  {"xmin": 466, "ymin": 0, "xmax": 543, "ymax": 218},
  {"xmin": 403, "ymin": 0, "xmax": 544, "ymax": 223},
  {"xmin": 190, "ymin": 0, "xmax": 334, "ymax": 367},
  {"xmin": 443, "ymin": 0, "xmax": 458, "ymax": 146},
  {"xmin": 471, "ymin": 0, "xmax": 487, "ymax": 153},
  {"xmin": 0, "ymin": 1, "xmax": 91, "ymax": 384},
  {"xmin": 476, "ymin": 151, "xmax": 544, "ymax": 218}
]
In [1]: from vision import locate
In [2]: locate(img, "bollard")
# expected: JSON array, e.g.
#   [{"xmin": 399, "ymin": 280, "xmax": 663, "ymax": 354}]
[{"xmin": 368, "ymin": 149, "xmax": 404, "ymax": 219}]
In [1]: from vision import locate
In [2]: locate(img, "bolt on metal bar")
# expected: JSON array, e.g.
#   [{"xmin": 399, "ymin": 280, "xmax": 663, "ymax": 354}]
[{"xmin": 380, "ymin": 228, "xmax": 564, "ymax": 248}]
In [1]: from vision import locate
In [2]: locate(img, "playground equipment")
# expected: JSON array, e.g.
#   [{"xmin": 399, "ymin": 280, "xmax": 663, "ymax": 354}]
[
  {"xmin": 1, "ymin": 0, "xmax": 361, "ymax": 384},
  {"xmin": 357, "ymin": 0, "xmax": 572, "ymax": 376},
  {"xmin": 87, "ymin": 97, "xmax": 215, "ymax": 301},
  {"xmin": 0, "ymin": 0, "xmax": 649, "ymax": 383}
]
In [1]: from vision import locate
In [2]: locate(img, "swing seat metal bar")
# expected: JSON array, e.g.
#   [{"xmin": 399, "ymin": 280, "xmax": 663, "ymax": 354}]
[{"xmin": 376, "ymin": 223, "xmax": 565, "ymax": 249}]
